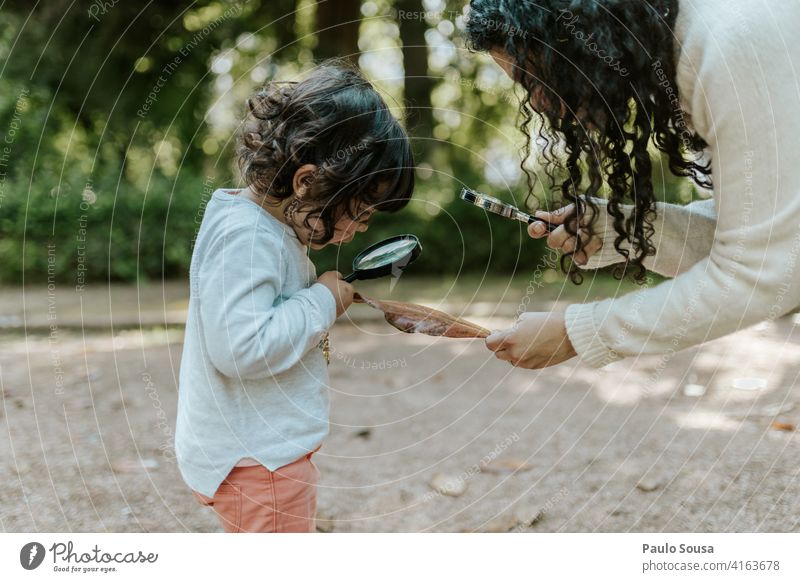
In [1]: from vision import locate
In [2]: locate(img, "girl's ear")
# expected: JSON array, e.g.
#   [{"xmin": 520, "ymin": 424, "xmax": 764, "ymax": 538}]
[{"xmin": 292, "ymin": 164, "xmax": 319, "ymax": 199}]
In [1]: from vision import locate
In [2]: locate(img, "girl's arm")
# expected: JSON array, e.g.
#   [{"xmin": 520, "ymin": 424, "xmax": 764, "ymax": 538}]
[{"xmin": 198, "ymin": 228, "xmax": 337, "ymax": 379}]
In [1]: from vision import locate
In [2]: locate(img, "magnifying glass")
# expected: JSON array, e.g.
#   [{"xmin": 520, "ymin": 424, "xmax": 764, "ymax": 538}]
[
  {"xmin": 343, "ymin": 234, "xmax": 422, "ymax": 283},
  {"xmin": 460, "ymin": 188, "xmax": 556, "ymax": 232}
]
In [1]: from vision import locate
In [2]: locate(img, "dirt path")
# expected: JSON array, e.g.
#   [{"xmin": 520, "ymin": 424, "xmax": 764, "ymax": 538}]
[{"xmin": 1, "ymin": 315, "xmax": 798, "ymax": 532}]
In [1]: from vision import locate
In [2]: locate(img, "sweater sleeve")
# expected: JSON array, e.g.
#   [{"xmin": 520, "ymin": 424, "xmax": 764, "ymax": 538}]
[
  {"xmin": 198, "ymin": 227, "xmax": 337, "ymax": 379},
  {"xmin": 579, "ymin": 197, "xmax": 717, "ymax": 278},
  {"xmin": 565, "ymin": 7, "xmax": 800, "ymax": 368}
]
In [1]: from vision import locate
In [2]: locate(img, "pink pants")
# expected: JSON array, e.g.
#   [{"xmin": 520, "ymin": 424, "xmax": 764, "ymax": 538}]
[{"xmin": 192, "ymin": 453, "xmax": 320, "ymax": 533}]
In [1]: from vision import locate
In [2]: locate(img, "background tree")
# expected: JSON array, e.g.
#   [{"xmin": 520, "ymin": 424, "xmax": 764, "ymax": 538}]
[
  {"xmin": 0, "ymin": 0, "xmax": 694, "ymax": 284},
  {"xmin": 396, "ymin": 0, "xmax": 434, "ymax": 154},
  {"xmin": 314, "ymin": 0, "xmax": 362, "ymax": 61}
]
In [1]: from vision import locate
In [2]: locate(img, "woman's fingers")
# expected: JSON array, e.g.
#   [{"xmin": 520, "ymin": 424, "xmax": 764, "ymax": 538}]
[
  {"xmin": 529, "ymin": 202, "xmax": 603, "ymax": 263},
  {"xmin": 485, "ymin": 330, "xmax": 510, "ymax": 351},
  {"xmin": 583, "ymin": 235, "xmax": 603, "ymax": 257},
  {"xmin": 534, "ymin": 203, "xmax": 574, "ymax": 225},
  {"xmin": 527, "ymin": 221, "xmax": 549, "ymax": 238},
  {"xmin": 546, "ymin": 225, "xmax": 570, "ymax": 250}
]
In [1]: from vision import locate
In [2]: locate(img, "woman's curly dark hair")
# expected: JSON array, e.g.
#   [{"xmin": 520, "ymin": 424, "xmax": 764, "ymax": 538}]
[
  {"xmin": 465, "ymin": 0, "xmax": 712, "ymax": 282},
  {"xmin": 237, "ymin": 61, "xmax": 415, "ymax": 245}
]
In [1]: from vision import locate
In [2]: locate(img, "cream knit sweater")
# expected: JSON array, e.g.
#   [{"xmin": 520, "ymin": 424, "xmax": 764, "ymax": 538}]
[{"xmin": 564, "ymin": 0, "xmax": 800, "ymax": 367}]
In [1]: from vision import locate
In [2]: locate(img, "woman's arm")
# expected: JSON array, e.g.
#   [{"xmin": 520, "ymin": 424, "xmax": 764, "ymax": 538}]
[
  {"xmin": 579, "ymin": 197, "xmax": 717, "ymax": 278},
  {"xmin": 566, "ymin": 10, "xmax": 800, "ymax": 368},
  {"xmin": 198, "ymin": 228, "xmax": 337, "ymax": 379}
]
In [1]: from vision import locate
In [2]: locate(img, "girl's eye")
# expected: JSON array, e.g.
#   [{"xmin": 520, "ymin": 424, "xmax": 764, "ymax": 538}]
[{"xmin": 356, "ymin": 208, "xmax": 375, "ymax": 223}]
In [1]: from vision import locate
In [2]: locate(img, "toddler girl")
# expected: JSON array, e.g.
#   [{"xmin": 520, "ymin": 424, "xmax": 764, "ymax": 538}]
[{"xmin": 175, "ymin": 62, "xmax": 415, "ymax": 532}]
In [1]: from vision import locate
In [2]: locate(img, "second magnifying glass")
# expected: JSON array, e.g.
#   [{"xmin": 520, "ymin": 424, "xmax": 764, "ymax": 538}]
[{"xmin": 460, "ymin": 188, "xmax": 557, "ymax": 232}]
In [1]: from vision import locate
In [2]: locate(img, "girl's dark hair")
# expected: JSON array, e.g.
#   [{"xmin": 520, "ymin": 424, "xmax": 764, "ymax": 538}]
[
  {"xmin": 465, "ymin": 0, "xmax": 712, "ymax": 282},
  {"xmin": 237, "ymin": 61, "xmax": 415, "ymax": 245}
]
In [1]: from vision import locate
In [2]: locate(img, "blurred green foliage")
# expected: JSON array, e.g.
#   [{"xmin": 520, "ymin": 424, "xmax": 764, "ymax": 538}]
[{"xmin": 0, "ymin": 0, "xmax": 695, "ymax": 284}]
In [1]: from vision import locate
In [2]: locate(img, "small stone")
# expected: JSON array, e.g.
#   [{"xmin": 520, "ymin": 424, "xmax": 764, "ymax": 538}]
[
  {"xmin": 513, "ymin": 501, "xmax": 544, "ymax": 528},
  {"xmin": 732, "ymin": 377, "xmax": 767, "ymax": 391},
  {"xmin": 636, "ymin": 476, "xmax": 664, "ymax": 492},
  {"xmin": 482, "ymin": 514, "xmax": 522, "ymax": 533},
  {"xmin": 429, "ymin": 472, "xmax": 467, "ymax": 497},
  {"xmin": 482, "ymin": 457, "xmax": 535, "ymax": 474},
  {"xmin": 683, "ymin": 383, "xmax": 706, "ymax": 397},
  {"xmin": 354, "ymin": 428, "xmax": 372, "ymax": 440}
]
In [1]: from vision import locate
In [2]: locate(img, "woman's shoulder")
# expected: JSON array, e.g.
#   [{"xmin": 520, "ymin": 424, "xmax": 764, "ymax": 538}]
[
  {"xmin": 673, "ymin": 0, "xmax": 799, "ymax": 139},
  {"xmin": 676, "ymin": 0, "xmax": 798, "ymax": 64}
]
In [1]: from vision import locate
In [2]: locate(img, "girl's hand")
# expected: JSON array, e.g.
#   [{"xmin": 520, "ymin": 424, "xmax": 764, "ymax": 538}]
[
  {"xmin": 485, "ymin": 312, "xmax": 577, "ymax": 369},
  {"xmin": 317, "ymin": 271, "xmax": 354, "ymax": 317},
  {"xmin": 527, "ymin": 203, "xmax": 603, "ymax": 266}
]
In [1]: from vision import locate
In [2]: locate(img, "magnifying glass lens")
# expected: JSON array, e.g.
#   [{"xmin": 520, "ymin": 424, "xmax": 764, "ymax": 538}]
[
  {"xmin": 343, "ymin": 234, "xmax": 422, "ymax": 282},
  {"xmin": 355, "ymin": 238, "xmax": 418, "ymax": 270}
]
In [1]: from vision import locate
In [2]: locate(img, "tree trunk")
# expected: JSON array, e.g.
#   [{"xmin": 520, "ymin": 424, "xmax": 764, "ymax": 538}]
[
  {"xmin": 395, "ymin": 0, "xmax": 434, "ymax": 149},
  {"xmin": 314, "ymin": 0, "xmax": 362, "ymax": 62}
]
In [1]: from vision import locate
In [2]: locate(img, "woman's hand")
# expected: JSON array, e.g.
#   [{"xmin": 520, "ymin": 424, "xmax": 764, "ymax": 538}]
[
  {"xmin": 528, "ymin": 203, "xmax": 603, "ymax": 266},
  {"xmin": 485, "ymin": 312, "xmax": 577, "ymax": 369}
]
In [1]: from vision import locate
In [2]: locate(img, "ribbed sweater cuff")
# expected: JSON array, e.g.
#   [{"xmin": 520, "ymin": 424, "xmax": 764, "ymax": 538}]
[
  {"xmin": 575, "ymin": 197, "xmax": 627, "ymax": 271},
  {"xmin": 564, "ymin": 302, "xmax": 622, "ymax": 368}
]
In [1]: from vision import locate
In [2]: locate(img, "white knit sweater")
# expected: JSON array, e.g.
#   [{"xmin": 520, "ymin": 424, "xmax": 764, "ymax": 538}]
[{"xmin": 564, "ymin": 0, "xmax": 800, "ymax": 367}]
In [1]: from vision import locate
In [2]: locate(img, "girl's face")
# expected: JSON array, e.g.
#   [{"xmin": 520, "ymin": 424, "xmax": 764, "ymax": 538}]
[
  {"xmin": 296, "ymin": 202, "xmax": 375, "ymax": 250},
  {"xmin": 315, "ymin": 204, "xmax": 375, "ymax": 249}
]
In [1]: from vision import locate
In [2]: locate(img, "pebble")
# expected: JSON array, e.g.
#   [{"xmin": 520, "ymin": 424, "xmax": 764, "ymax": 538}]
[
  {"xmin": 481, "ymin": 514, "xmax": 521, "ymax": 533},
  {"xmin": 482, "ymin": 457, "xmax": 535, "ymax": 474},
  {"xmin": 732, "ymin": 377, "xmax": 767, "ymax": 391},
  {"xmin": 683, "ymin": 383, "xmax": 707, "ymax": 397},
  {"xmin": 429, "ymin": 472, "xmax": 467, "ymax": 497},
  {"xmin": 513, "ymin": 500, "xmax": 544, "ymax": 528},
  {"xmin": 480, "ymin": 501, "xmax": 543, "ymax": 532},
  {"xmin": 636, "ymin": 476, "xmax": 664, "ymax": 492},
  {"xmin": 354, "ymin": 428, "xmax": 372, "ymax": 440}
]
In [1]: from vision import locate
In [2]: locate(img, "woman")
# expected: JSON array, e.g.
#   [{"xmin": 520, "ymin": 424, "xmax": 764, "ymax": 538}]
[{"xmin": 465, "ymin": 0, "xmax": 800, "ymax": 369}]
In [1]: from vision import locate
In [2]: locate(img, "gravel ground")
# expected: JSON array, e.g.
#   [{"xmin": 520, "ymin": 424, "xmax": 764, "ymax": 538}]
[{"xmin": 1, "ymin": 291, "xmax": 799, "ymax": 532}]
